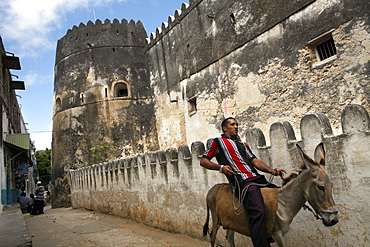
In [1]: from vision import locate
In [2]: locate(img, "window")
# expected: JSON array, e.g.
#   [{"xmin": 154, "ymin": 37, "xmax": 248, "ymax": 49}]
[
  {"xmin": 188, "ymin": 96, "xmax": 197, "ymax": 115},
  {"xmin": 114, "ymin": 82, "xmax": 129, "ymax": 98},
  {"xmin": 308, "ymin": 29, "xmax": 337, "ymax": 64},
  {"xmin": 118, "ymin": 88, "xmax": 128, "ymax": 97},
  {"xmin": 55, "ymin": 97, "xmax": 62, "ymax": 111},
  {"xmin": 315, "ymin": 38, "xmax": 336, "ymax": 61}
]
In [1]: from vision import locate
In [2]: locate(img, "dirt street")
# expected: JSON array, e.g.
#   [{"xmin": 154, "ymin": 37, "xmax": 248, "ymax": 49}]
[{"xmin": 25, "ymin": 206, "xmax": 209, "ymax": 247}]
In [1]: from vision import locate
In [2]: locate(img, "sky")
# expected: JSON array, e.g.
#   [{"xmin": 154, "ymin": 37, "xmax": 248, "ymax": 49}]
[{"xmin": 0, "ymin": 0, "xmax": 189, "ymax": 151}]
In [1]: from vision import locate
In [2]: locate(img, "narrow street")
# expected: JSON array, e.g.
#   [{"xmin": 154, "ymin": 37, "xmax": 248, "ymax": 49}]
[{"xmin": 25, "ymin": 206, "xmax": 209, "ymax": 247}]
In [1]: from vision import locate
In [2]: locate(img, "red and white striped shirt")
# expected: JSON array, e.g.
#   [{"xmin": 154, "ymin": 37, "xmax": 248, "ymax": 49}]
[{"xmin": 203, "ymin": 135, "xmax": 259, "ymax": 180}]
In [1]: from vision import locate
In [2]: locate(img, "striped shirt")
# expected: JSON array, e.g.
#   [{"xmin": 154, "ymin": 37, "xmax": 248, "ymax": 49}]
[
  {"xmin": 35, "ymin": 185, "xmax": 45, "ymax": 201},
  {"xmin": 203, "ymin": 135, "xmax": 259, "ymax": 180}
]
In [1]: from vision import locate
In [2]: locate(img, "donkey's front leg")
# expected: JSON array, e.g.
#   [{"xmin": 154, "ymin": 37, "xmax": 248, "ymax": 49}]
[
  {"xmin": 225, "ymin": 230, "xmax": 235, "ymax": 247},
  {"xmin": 272, "ymin": 230, "xmax": 284, "ymax": 247}
]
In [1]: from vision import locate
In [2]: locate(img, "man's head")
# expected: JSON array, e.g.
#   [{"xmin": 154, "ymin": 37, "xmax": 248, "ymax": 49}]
[
  {"xmin": 221, "ymin": 117, "xmax": 238, "ymax": 139},
  {"xmin": 37, "ymin": 181, "xmax": 42, "ymax": 185}
]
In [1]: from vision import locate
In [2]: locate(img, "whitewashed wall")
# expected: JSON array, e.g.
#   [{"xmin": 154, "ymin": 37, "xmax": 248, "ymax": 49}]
[{"xmin": 70, "ymin": 104, "xmax": 370, "ymax": 247}]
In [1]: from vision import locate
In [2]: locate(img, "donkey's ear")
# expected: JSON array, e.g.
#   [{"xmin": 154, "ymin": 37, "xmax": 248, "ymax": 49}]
[
  {"xmin": 314, "ymin": 142, "xmax": 325, "ymax": 166},
  {"xmin": 296, "ymin": 144, "xmax": 320, "ymax": 175}
]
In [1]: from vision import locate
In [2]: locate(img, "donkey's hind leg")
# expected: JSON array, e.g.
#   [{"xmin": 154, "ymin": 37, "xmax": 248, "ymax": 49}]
[
  {"xmin": 210, "ymin": 223, "xmax": 220, "ymax": 247},
  {"xmin": 225, "ymin": 230, "xmax": 235, "ymax": 247}
]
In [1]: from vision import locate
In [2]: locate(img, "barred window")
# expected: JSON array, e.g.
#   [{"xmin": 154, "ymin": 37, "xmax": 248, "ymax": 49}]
[
  {"xmin": 308, "ymin": 29, "xmax": 337, "ymax": 64},
  {"xmin": 316, "ymin": 37, "xmax": 337, "ymax": 61}
]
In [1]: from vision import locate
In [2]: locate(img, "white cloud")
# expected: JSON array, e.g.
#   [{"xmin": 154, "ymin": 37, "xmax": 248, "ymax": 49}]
[
  {"xmin": 30, "ymin": 122, "xmax": 53, "ymax": 150},
  {"xmin": 23, "ymin": 71, "xmax": 53, "ymax": 86},
  {"xmin": 31, "ymin": 132, "xmax": 52, "ymax": 150},
  {"xmin": 0, "ymin": 0, "xmax": 130, "ymax": 57}
]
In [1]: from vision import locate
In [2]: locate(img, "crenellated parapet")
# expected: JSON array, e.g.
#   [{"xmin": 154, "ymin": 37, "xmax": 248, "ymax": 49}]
[
  {"xmin": 145, "ymin": 0, "xmax": 199, "ymax": 46},
  {"xmin": 56, "ymin": 18, "xmax": 147, "ymax": 64},
  {"xmin": 70, "ymin": 104, "xmax": 370, "ymax": 246}
]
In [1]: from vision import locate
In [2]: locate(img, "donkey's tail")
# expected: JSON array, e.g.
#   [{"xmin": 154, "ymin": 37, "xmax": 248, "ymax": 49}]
[{"xmin": 203, "ymin": 204, "xmax": 210, "ymax": 236}]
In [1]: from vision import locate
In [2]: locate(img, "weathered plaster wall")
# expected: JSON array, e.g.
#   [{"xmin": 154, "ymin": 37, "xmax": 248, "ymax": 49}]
[
  {"xmin": 70, "ymin": 104, "xmax": 370, "ymax": 246},
  {"xmin": 147, "ymin": 0, "xmax": 370, "ymax": 150},
  {"xmin": 53, "ymin": 0, "xmax": 369, "ymax": 217},
  {"xmin": 52, "ymin": 19, "xmax": 159, "ymax": 207}
]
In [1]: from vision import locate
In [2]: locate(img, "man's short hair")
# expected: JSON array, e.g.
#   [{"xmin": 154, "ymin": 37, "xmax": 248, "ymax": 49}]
[{"xmin": 221, "ymin": 117, "xmax": 236, "ymax": 132}]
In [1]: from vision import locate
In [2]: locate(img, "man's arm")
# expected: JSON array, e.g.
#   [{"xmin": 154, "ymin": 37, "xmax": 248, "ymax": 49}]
[
  {"xmin": 200, "ymin": 157, "xmax": 236, "ymax": 175},
  {"xmin": 251, "ymin": 158, "xmax": 285, "ymax": 176}
]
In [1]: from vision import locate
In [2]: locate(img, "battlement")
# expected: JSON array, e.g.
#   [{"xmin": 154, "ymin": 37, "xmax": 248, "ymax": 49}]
[
  {"xmin": 65, "ymin": 18, "xmax": 145, "ymax": 35},
  {"xmin": 70, "ymin": 104, "xmax": 370, "ymax": 245},
  {"xmin": 145, "ymin": 0, "xmax": 199, "ymax": 46},
  {"xmin": 56, "ymin": 18, "xmax": 148, "ymax": 64}
]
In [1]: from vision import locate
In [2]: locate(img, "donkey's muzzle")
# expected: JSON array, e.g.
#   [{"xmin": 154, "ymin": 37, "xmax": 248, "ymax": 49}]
[{"xmin": 321, "ymin": 211, "xmax": 338, "ymax": 226}]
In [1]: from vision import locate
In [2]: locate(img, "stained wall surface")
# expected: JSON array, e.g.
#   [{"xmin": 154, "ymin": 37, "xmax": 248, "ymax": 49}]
[
  {"xmin": 70, "ymin": 105, "xmax": 370, "ymax": 246},
  {"xmin": 147, "ymin": 0, "xmax": 370, "ymax": 150},
  {"xmin": 52, "ymin": 19, "xmax": 159, "ymax": 207},
  {"xmin": 53, "ymin": 0, "xmax": 370, "ymax": 223}
]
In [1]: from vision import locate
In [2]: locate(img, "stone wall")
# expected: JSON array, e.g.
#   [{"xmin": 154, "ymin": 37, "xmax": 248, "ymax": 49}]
[
  {"xmin": 52, "ymin": 19, "xmax": 159, "ymax": 207},
  {"xmin": 147, "ymin": 0, "xmax": 370, "ymax": 151},
  {"xmin": 52, "ymin": 0, "xmax": 370, "ymax": 209},
  {"xmin": 70, "ymin": 104, "xmax": 370, "ymax": 246}
]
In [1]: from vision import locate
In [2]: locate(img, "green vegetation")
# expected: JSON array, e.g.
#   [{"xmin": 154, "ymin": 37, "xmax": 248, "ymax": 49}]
[
  {"xmin": 89, "ymin": 144, "xmax": 118, "ymax": 166},
  {"xmin": 35, "ymin": 148, "xmax": 51, "ymax": 183}
]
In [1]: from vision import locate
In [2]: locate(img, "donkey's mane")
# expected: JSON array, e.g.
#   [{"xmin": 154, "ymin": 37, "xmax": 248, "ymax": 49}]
[
  {"xmin": 281, "ymin": 172, "xmax": 299, "ymax": 186},
  {"xmin": 281, "ymin": 162, "xmax": 308, "ymax": 187},
  {"xmin": 300, "ymin": 161, "xmax": 309, "ymax": 170}
]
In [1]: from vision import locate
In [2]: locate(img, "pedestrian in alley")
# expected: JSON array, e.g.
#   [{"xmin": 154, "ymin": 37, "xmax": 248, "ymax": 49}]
[
  {"xmin": 27, "ymin": 193, "xmax": 34, "ymax": 213},
  {"xmin": 31, "ymin": 181, "xmax": 45, "ymax": 216},
  {"xmin": 17, "ymin": 192, "xmax": 28, "ymax": 214}
]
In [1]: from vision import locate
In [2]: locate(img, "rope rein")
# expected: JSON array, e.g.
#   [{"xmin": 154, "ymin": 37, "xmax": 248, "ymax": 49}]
[
  {"xmin": 302, "ymin": 204, "xmax": 321, "ymax": 220},
  {"xmin": 229, "ymin": 174, "xmax": 275, "ymax": 215},
  {"xmin": 297, "ymin": 175, "xmax": 322, "ymax": 221},
  {"xmin": 228, "ymin": 172, "xmax": 322, "ymax": 221}
]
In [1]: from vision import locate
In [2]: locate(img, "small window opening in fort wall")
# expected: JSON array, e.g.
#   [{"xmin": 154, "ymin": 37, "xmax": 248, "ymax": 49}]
[
  {"xmin": 308, "ymin": 29, "xmax": 337, "ymax": 67},
  {"xmin": 55, "ymin": 97, "xmax": 61, "ymax": 111},
  {"xmin": 114, "ymin": 82, "xmax": 129, "ymax": 97},
  {"xmin": 188, "ymin": 96, "xmax": 197, "ymax": 116},
  {"xmin": 80, "ymin": 93, "xmax": 84, "ymax": 104}
]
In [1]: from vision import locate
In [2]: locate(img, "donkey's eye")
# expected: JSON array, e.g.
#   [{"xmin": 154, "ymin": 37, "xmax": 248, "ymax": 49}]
[{"xmin": 317, "ymin": 186, "xmax": 325, "ymax": 192}]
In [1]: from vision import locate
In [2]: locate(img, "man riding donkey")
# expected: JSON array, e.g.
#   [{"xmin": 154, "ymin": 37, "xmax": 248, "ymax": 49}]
[{"xmin": 200, "ymin": 117, "xmax": 285, "ymax": 247}]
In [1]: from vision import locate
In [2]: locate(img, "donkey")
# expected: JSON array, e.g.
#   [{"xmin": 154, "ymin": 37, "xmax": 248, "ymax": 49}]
[{"xmin": 203, "ymin": 143, "xmax": 338, "ymax": 247}]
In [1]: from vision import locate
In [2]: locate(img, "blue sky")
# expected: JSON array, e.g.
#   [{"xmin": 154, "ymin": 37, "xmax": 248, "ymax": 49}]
[{"xmin": 0, "ymin": 0, "xmax": 188, "ymax": 150}]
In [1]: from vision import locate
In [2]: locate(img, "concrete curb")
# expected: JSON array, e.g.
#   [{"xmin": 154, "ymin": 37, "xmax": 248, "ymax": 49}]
[{"xmin": 0, "ymin": 205, "xmax": 32, "ymax": 247}]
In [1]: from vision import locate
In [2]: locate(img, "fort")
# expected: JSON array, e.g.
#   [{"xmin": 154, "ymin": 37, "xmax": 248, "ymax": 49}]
[{"xmin": 52, "ymin": 0, "xmax": 369, "ymax": 245}]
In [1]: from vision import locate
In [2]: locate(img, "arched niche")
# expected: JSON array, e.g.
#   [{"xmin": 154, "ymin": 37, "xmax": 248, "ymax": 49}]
[
  {"xmin": 113, "ymin": 82, "xmax": 130, "ymax": 97},
  {"xmin": 55, "ymin": 97, "xmax": 62, "ymax": 111}
]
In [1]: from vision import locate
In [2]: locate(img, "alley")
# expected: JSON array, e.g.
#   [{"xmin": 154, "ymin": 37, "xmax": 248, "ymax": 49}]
[{"xmin": 25, "ymin": 206, "xmax": 209, "ymax": 247}]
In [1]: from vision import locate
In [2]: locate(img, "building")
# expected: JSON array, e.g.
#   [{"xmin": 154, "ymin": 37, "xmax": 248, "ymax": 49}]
[{"xmin": 0, "ymin": 36, "xmax": 36, "ymax": 212}]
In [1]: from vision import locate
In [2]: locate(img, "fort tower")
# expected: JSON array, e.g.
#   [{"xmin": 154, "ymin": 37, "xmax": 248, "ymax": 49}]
[{"xmin": 52, "ymin": 19, "xmax": 158, "ymax": 207}]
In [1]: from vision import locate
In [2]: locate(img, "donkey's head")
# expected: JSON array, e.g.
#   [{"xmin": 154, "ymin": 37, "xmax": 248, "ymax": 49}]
[{"xmin": 297, "ymin": 143, "xmax": 338, "ymax": 226}]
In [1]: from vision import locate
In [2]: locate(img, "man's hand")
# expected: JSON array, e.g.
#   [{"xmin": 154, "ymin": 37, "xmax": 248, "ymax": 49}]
[
  {"xmin": 221, "ymin": 165, "xmax": 236, "ymax": 175},
  {"xmin": 272, "ymin": 168, "xmax": 286, "ymax": 177}
]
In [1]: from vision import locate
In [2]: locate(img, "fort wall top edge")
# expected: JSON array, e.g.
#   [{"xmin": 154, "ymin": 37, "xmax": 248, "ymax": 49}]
[
  {"xmin": 145, "ymin": 0, "xmax": 200, "ymax": 46},
  {"xmin": 55, "ymin": 18, "xmax": 148, "ymax": 64},
  {"xmin": 64, "ymin": 18, "xmax": 145, "ymax": 36},
  {"xmin": 72, "ymin": 104, "xmax": 370, "ymax": 173}
]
